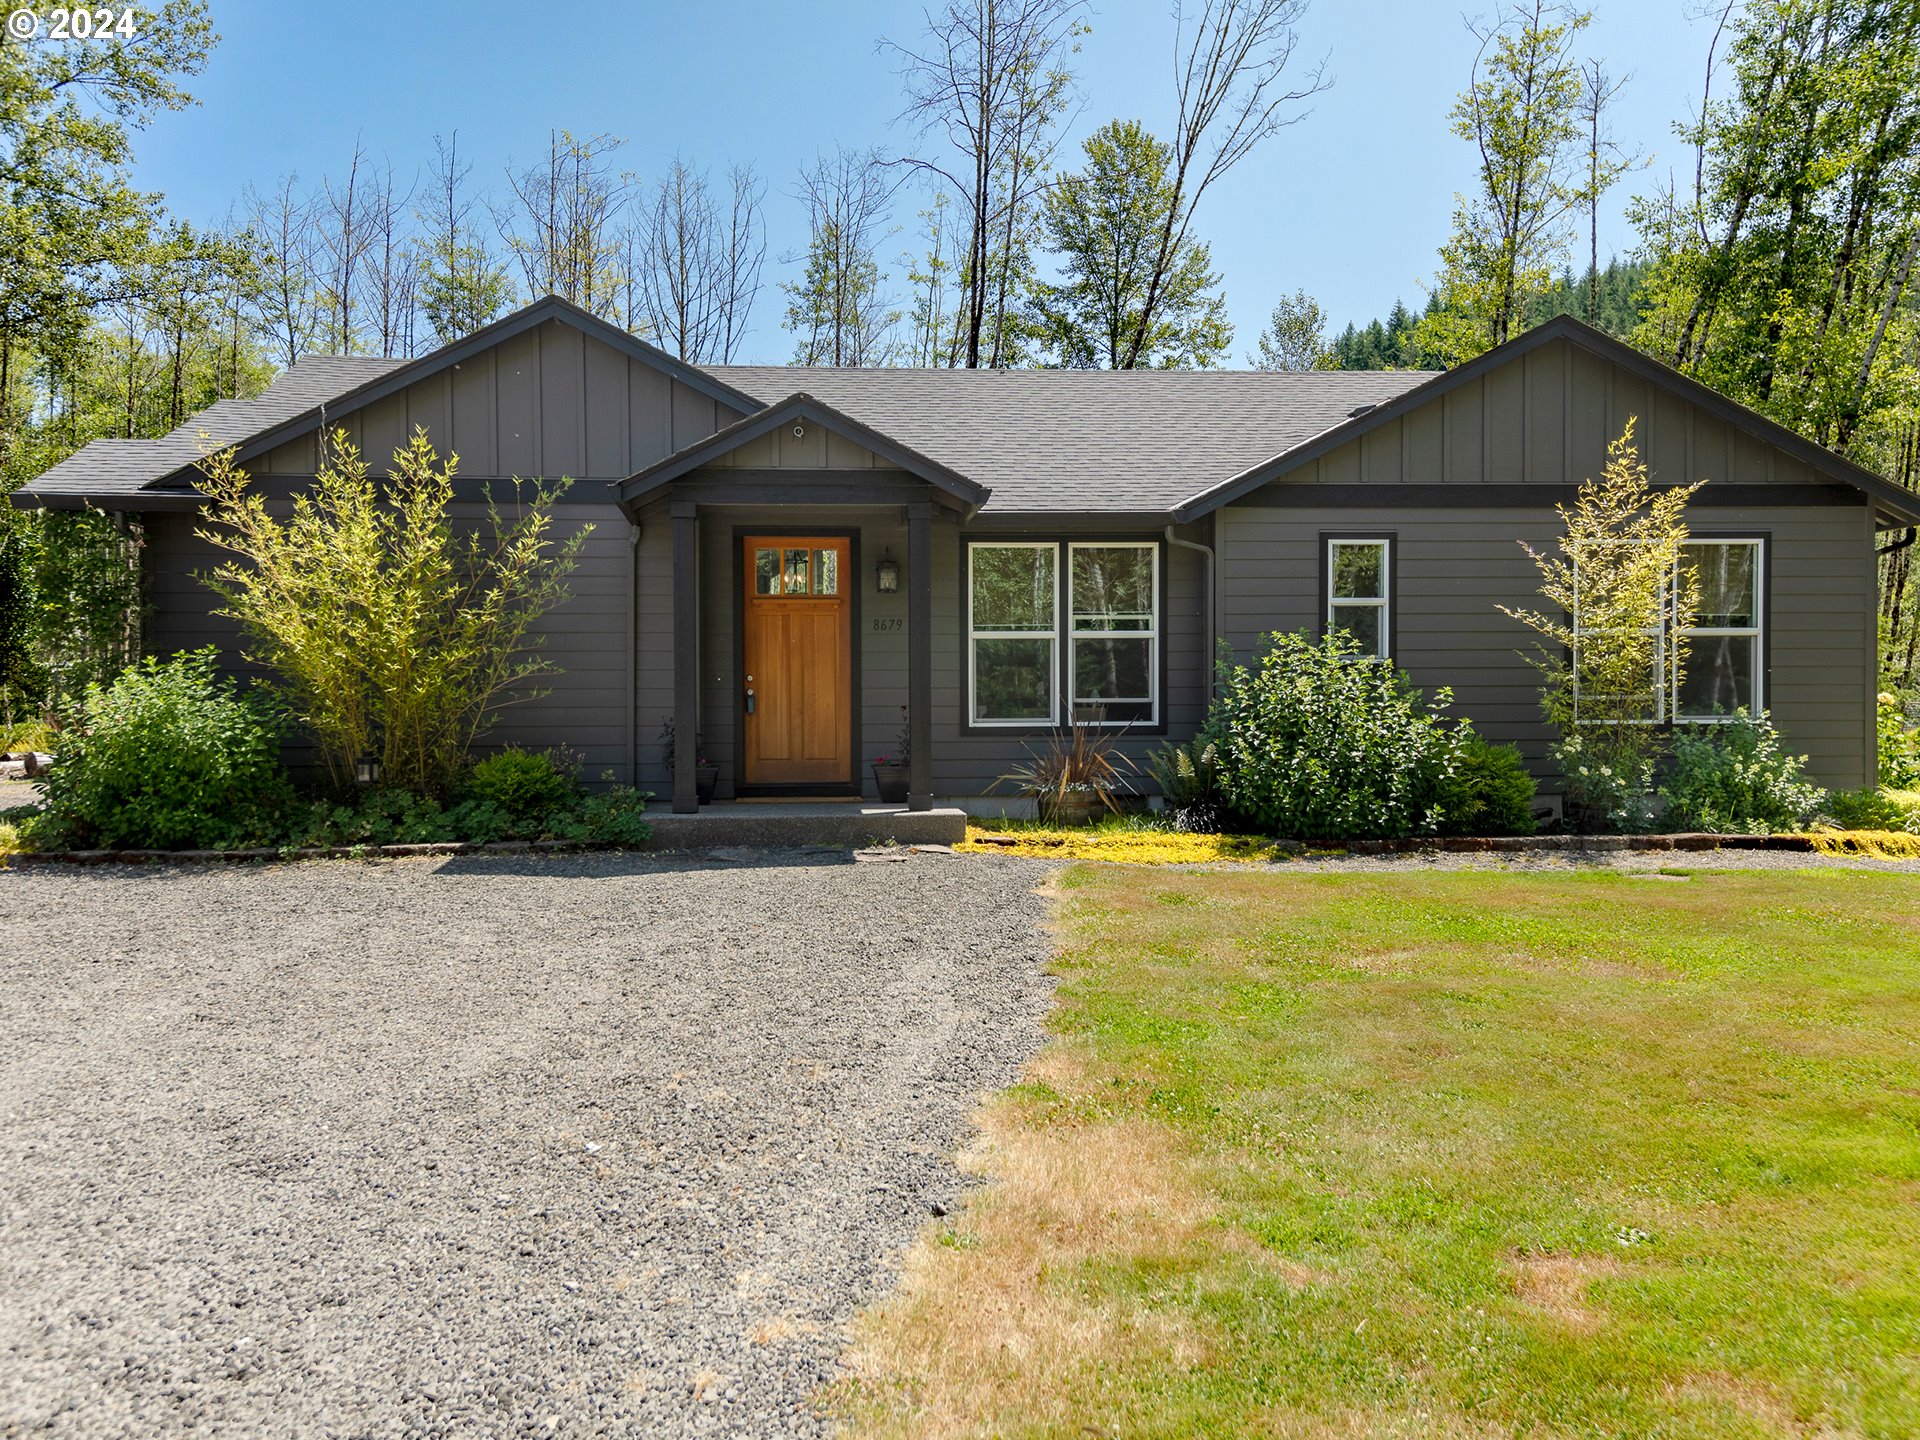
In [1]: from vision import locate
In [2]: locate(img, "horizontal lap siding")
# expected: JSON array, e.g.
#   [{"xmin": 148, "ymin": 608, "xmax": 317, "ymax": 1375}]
[
  {"xmin": 141, "ymin": 503, "xmax": 637, "ymax": 784},
  {"xmin": 930, "ymin": 523, "xmax": 1209, "ymax": 798},
  {"xmin": 1215, "ymin": 502, "xmax": 1874, "ymax": 790}
]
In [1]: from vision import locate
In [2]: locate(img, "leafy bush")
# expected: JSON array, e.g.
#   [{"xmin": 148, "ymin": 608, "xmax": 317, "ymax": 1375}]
[
  {"xmin": 1658, "ymin": 711, "xmax": 1826, "ymax": 834},
  {"xmin": 1145, "ymin": 736, "xmax": 1225, "ymax": 832},
  {"xmin": 1878, "ymin": 692, "xmax": 1920, "ymax": 788},
  {"xmin": 38, "ymin": 649, "xmax": 291, "ymax": 850},
  {"xmin": 1437, "ymin": 732, "xmax": 1537, "ymax": 835},
  {"xmin": 196, "ymin": 429, "xmax": 588, "ymax": 797},
  {"xmin": 1504, "ymin": 419, "xmax": 1699, "ymax": 835},
  {"xmin": 1208, "ymin": 630, "xmax": 1462, "ymax": 841},
  {"xmin": 460, "ymin": 747, "xmax": 581, "ymax": 825},
  {"xmin": 278, "ymin": 774, "xmax": 651, "ymax": 849},
  {"xmin": 1550, "ymin": 730, "xmax": 1659, "ymax": 832},
  {"xmin": 1822, "ymin": 787, "xmax": 1920, "ymax": 833}
]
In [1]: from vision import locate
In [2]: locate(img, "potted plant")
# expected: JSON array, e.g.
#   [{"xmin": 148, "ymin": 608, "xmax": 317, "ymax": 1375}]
[
  {"xmin": 872, "ymin": 707, "xmax": 910, "ymax": 804},
  {"xmin": 661, "ymin": 719, "xmax": 720, "ymax": 805},
  {"xmin": 996, "ymin": 712, "xmax": 1135, "ymax": 825}
]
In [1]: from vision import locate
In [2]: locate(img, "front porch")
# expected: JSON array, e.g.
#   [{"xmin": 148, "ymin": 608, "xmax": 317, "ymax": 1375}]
[{"xmin": 618, "ymin": 391, "xmax": 990, "ymax": 816}]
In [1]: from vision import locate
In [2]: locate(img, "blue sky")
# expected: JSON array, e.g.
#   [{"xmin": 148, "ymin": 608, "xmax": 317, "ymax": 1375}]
[{"xmin": 134, "ymin": 0, "xmax": 1718, "ymax": 365}]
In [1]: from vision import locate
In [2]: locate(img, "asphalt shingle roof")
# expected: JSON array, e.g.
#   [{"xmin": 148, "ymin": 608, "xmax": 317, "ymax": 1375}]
[
  {"xmin": 20, "ymin": 355, "xmax": 403, "ymax": 499},
  {"xmin": 703, "ymin": 366, "xmax": 1434, "ymax": 512},
  {"xmin": 17, "ymin": 321, "xmax": 1437, "ymax": 515}
]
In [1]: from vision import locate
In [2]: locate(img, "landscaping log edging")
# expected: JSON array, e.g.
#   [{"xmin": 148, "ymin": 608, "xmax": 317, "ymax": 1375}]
[
  {"xmin": 1, "ymin": 830, "xmax": 1832, "ymax": 868},
  {"xmin": 2, "ymin": 839, "xmax": 633, "ymax": 867},
  {"xmin": 1339, "ymin": 832, "xmax": 1820, "ymax": 854}
]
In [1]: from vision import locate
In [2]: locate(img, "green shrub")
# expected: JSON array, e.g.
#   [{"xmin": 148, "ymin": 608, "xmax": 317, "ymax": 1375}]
[
  {"xmin": 39, "ymin": 649, "xmax": 291, "ymax": 850},
  {"xmin": 1878, "ymin": 692, "xmax": 1920, "ymax": 788},
  {"xmin": 1551, "ymin": 730, "xmax": 1660, "ymax": 832},
  {"xmin": 1822, "ymin": 787, "xmax": 1920, "ymax": 833},
  {"xmin": 1437, "ymin": 732, "xmax": 1537, "ymax": 835},
  {"xmin": 1145, "ymin": 736, "xmax": 1225, "ymax": 832},
  {"xmin": 196, "ymin": 430, "xmax": 588, "ymax": 797},
  {"xmin": 277, "ymin": 771, "xmax": 649, "ymax": 849},
  {"xmin": 1658, "ymin": 711, "xmax": 1826, "ymax": 834},
  {"xmin": 459, "ymin": 747, "xmax": 581, "ymax": 826},
  {"xmin": 1209, "ymin": 631, "xmax": 1462, "ymax": 841}
]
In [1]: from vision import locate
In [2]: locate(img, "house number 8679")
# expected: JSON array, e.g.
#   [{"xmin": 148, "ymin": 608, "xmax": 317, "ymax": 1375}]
[{"xmin": 871, "ymin": 618, "xmax": 904, "ymax": 632}]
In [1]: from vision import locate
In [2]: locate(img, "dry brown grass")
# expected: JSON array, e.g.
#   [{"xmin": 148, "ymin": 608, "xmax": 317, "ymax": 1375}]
[{"xmin": 839, "ymin": 1101, "xmax": 1219, "ymax": 1438}]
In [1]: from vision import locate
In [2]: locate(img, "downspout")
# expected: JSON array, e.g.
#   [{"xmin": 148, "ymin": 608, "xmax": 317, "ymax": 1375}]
[{"xmin": 1165, "ymin": 523, "xmax": 1216, "ymax": 703}]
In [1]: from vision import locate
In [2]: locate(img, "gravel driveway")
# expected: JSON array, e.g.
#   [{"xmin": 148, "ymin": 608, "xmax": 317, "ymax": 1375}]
[{"xmin": 0, "ymin": 851, "xmax": 1054, "ymax": 1438}]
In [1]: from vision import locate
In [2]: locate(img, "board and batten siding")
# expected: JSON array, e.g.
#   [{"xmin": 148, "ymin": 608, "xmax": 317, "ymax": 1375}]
[
  {"xmin": 1212, "ymin": 337, "xmax": 1880, "ymax": 791},
  {"xmin": 1275, "ymin": 335, "xmax": 1832, "ymax": 491},
  {"xmin": 252, "ymin": 317, "xmax": 746, "ymax": 481}
]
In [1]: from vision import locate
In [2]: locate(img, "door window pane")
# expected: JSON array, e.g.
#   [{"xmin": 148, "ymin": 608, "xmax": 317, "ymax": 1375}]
[
  {"xmin": 781, "ymin": 548, "xmax": 810, "ymax": 595},
  {"xmin": 754, "ymin": 547, "xmax": 780, "ymax": 595},
  {"xmin": 974, "ymin": 638, "xmax": 1054, "ymax": 722},
  {"xmin": 1678, "ymin": 634, "xmax": 1757, "ymax": 717},
  {"xmin": 813, "ymin": 548, "xmax": 839, "ymax": 595}
]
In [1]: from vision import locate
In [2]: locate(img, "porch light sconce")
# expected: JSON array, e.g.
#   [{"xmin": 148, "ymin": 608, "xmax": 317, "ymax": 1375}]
[
  {"xmin": 875, "ymin": 549, "xmax": 900, "ymax": 593},
  {"xmin": 355, "ymin": 753, "xmax": 382, "ymax": 787}
]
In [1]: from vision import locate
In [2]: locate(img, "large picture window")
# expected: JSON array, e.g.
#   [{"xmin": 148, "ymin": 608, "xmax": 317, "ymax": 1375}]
[
  {"xmin": 1678, "ymin": 539, "xmax": 1763, "ymax": 720},
  {"xmin": 968, "ymin": 543, "xmax": 1058, "ymax": 725},
  {"xmin": 967, "ymin": 540, "xmax": 1161, "ymax": 726},
  {"xmin": 1326, "ymin": 537, "xmax": 1390, "ymax": 659}
]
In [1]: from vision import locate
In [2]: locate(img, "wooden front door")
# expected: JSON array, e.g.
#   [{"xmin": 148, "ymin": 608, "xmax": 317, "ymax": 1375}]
[{"xmin": 742, "ymin": 535, "xmax": 853, "ymax": 786}]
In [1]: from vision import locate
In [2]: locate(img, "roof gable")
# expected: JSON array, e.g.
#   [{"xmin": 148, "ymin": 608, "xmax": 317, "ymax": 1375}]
[
  {"xmin": 1174, "ymin": 316, "xmax": 1920, "ymax": 527},
  {"xmin": 148, "ymin": 295, "xmax": 762, "ymax": 489},
  {"xmin": 618, "ymin": 392, "xmax": 990, "ymax": 513}
]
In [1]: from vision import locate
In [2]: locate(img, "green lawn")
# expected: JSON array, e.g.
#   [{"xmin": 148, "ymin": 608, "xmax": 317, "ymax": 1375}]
[{"xmin": 840, "ymin": 867, "xmax": 1920, "ymax": 1439}]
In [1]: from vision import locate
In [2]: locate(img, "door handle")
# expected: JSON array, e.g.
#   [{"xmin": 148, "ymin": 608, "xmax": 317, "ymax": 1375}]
[{"xmin": 745, "ymin": 674, "xmax": 756, "ymax": 716}]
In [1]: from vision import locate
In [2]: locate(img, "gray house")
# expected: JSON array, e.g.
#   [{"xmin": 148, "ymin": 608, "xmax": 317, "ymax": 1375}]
[{"xmin": 17, "ymin": 295, "xmax": 1917, "ymax": 814}]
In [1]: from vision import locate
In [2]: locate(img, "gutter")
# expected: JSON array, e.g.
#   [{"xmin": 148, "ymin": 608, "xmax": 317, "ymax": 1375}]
[
  {"xmin": 627, "ymin": 519, "xmax": 641, "ymax": 786},
  {"xmin": 1164, "ymin": 523, "xmax": 1216, "ymax": 699}
]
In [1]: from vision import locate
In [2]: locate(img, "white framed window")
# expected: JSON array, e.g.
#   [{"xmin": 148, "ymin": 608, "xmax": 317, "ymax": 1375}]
[
  {"xmin": 1070, "ymin": 542, "xmax": 1159, "ymax": 723},
  {"xmin": 1571, "ymin": 538, "xmax": 1669, "ymax": 724},
  {"xmin": 1677, "ymin": 539, "xmax": 1764, "ymax": 721},
  {"xmin": 968, "ymin": 542, "xmax": 1058, "ymax": 726},
  {"xmin": 1326, "ymin": 538, "xmax": 1390, "ymax": 659}
]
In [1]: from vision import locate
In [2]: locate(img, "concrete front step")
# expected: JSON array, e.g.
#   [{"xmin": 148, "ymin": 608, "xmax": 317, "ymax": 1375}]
[{"xmin": 640, "ymin": 802, "xmax": 967, "ymax": 849}]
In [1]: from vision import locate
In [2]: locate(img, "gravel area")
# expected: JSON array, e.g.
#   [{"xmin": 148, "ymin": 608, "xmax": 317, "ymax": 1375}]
[{"xmin": 0, "ymin": 851, "xmax": 1055, "ymax": 1438}]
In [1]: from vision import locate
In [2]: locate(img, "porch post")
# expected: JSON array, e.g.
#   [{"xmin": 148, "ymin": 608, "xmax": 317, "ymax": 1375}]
[
  {"xmin": 907, "ymin": 502, "xmax": 934, "ymax": 812},
  {"xmin": 671, "ymin": 499, "xmax": 699, "ymax": 814}
]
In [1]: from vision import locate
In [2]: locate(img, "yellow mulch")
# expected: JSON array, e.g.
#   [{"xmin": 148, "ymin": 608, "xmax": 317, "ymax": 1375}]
[
  {"xmin": 1809, "ymin": 828, "xmax": 1920, "ymax": 859},
  {"xmin": 957, "ymin": 824, "xmax": 1287, "ymax": 864}
]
